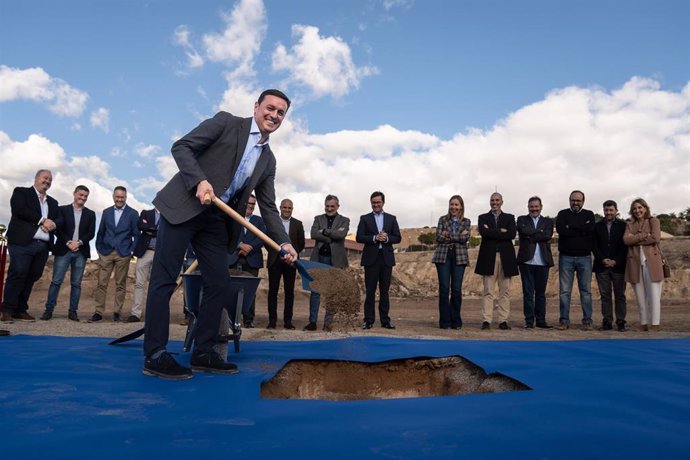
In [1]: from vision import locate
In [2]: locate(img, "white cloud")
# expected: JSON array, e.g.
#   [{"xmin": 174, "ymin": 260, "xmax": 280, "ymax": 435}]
[
  {"xmin": 202, "ymin": 0, "xmax": 266, "ymax": 79},
  {"xmin": 269, "ymin": 77, "xmax": 690, "ymax": 228},
  {"xmin": 0, "ymin": 65, "xmax": 88, "ymax": 117},
  {"xmin": 383, "ymin": 0, "xmax": 414, "ymax": 11},
  {"xmin": 173, "ymin": 25, "xmax": 204, "ymax": 71},
  {"xmin": 90, "ymin": 107, "xmax": 110, "ymax": 133},
  {"xmin": 134, "ymin": 143, "xmax": 161, "ymax": 158},
  {"xmin": 272, "ymin": 25, "xmax": 378, "ymax": 98}
]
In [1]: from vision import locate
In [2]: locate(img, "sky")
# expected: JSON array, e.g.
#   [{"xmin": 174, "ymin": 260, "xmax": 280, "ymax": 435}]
[{"xmin": 1, "ymin": 0, "xmax": 689, "ymax": 234}]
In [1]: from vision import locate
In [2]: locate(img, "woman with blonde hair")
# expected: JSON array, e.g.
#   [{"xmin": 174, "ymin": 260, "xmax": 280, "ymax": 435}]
[
  {"xmin": 623, "ymin": 198, "xmax": 663, "ymax": 331},
  {"xmin": 432, "ymin": 195, "xmax": 471, "ymax": 329}
]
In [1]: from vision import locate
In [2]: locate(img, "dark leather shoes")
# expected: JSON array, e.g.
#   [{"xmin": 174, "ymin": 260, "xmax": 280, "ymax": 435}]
[
  {"xmin": 190, "ymin": 351, "xmax": 239, "ymax": 374},
  {"xmin": 303, "ymin": 322, "xmax": 317, "ymax": 331},
  {"xmin": 243, "ymin": 321, "xmax": 255, "ymax": 328},
  {"xmin": 40, "ymin": 310, "xmax": 53, "ymax": 321},
  {"xmin": 13, "ymin": 312, "xmax": 36, "ymax": 322},
  {"xmin": 68, "ymin": 310, "xmax": 80, "ymax": 322},
  {"xmin": 362, "ymin": 322, "xmax": 373, "ymax": 330},
  {"xmin": 381, "ymin": 322, "xmax": 396, "ymax": 329},
  {"xmin": 499, "ymin": 322, "xmax": 511, "ymax": 330},
  {"xmin": 284, "ymin": 323, "xmax": 295, "ymax": 330},
  {"xmin": 524, "ymin": 323, "xmax": 534, "ymax": 329},
  {"xmin": 266, "ymin": 322, "xmax": 276, "ymax": 329},
  {"xmin": 90, "ymin": 313, "xmax": 103, "ymax": 322},
  {"xmin": 536, "ymin": 323, "xmax": 553, "ymax": 329},
  {"xmin": 125, "ymin": 315, "xmax": 139, "ymax": 323},
  {"xmin": 1, "ymin": 312, "xmax": 13, "ymax": 323},
  {"xmin": 143, "ymin": 351, "xmax": 193, "ymax": 380},
  {"xmin": 481, "ymin": 321, "xmax": 490, "ymax": 330}
]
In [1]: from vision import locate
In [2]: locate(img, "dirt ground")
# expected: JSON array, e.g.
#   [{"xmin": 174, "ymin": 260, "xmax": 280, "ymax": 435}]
[{"xmin": 2, "ymin": 237, "xmax": 689, "ymax": 342}]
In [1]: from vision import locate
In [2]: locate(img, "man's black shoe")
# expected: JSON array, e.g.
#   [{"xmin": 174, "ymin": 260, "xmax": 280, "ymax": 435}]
[
  {"xmin": 524, "ymin": 323, "xmax": 534, "ymax": 329},
  {"xmin": 362, "ymin": 322, "xmax": 373, "ymax": 330},
  {"xmin": 68, "ymin": 310, "xmax": 80, "ymax": 321},
  {"xmin": 143, "ymin": 351, "xmax": 193, "ymax": 380},
  {"xmin": 617, "ymin": 323, "xmax": 628, "ymax": 332},
  {"xmin": 381, "ymin": 322, "xmax": 396, "ymax": 330},
  {"xmin": 40, "ymin": 310, "xmax": 53, "ymax": 321},
  {"xmin": 243, "ymin": 321, "xmax": 255, "ymax": 328},
  {"xmin": 284, "ymin": 323, "xmax": 296, "ymax": 330},
  {"xmin": 303, "ymin": 322, "xmax": 317, "ymax": 331},
  {"xmin": 90, "ymin": 313, "xmax": 103, "ymax": 322},
  {"xmin": 481, "ymin": 321, "xmax": 490, "ymax": 330},
  {"xmin": 600, "ymin": 321, "xmax": 613, "ymax": 331},
  {"xmin": 536, "ymin": 323, "xmax": 553, "ymax": 329},
  {"xmin": 125, "ymin": 315, "xmax": 139, "ymax": 323},
  {"xmin": 113, "ymin": 312, "xmax": 121, "ymax": 322},
  {"xmin": 190, "ymin": 351, "xmax": 239, "ymax": 374},
  {"xmin": 266, "ymin": 322, "xmax": 276, "ymax": 329},
  {"xmin": 499, "ymin": 322, "xmax": 511, "ymax": 330}
]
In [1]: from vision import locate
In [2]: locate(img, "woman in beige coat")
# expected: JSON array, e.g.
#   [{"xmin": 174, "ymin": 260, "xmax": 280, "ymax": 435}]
[{"xmin": 623, "ymin": 198, "xmax": 663, "ymax": 330}]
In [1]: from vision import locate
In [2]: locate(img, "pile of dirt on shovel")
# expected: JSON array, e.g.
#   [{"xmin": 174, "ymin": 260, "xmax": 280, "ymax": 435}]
[{"xmin": 309, "ymin": 267, "xmax": 361, "ymax": 331}]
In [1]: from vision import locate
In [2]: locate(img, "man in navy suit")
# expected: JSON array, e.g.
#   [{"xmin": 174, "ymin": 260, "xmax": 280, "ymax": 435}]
[
  {"xmin": 40, "ymin": 185, "xmax": 96, "ymax": 322},
  {"xmin": 227, "ymin": 195, "xmax": 266, "ymax": 328},
  {"xmin": 475, "ymin": 192, "xmax": 518, "ymax": 330},
  {"xmin": 126, "ymin": 208, "xmax": 160, "ymax": 322},
  {"xmin": 516, "ymin": 196, "xmax": 554, "ymax": 329},
  {"xmin": 143, "ymin": 89, "xmax": 297, "ymax": 380},
  {"xmin": 92, "ymin": 186, "xmax": 139, "ymax": 322},
  {"xmin": 356, "ymin": 191, "xmax": 401, "ymax": 329},
  {"xmin": 1, "ymin": 170, "xmax": 58, "ymax": 323}
]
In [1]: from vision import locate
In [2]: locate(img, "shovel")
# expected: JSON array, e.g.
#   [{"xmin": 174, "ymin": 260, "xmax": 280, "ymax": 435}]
[{"xmin": 205, "ymin": 194, "xmax": 331, "ymax": 290}]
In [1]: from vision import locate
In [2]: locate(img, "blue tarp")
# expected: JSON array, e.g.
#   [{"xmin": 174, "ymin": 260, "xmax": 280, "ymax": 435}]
[{"xmin": 1, "ymin": 335, "xmax": 689, "ymax": 459}]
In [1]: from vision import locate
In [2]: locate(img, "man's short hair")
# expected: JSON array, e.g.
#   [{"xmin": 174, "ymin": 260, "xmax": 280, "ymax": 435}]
[
  {"xmin": 74, "ymin": 185, "xmax": 90, "ymax": 194},
  {"xmin": 258, "ymin": 89, "xmax": 291, "ymax": 109},
  {"xmin": 570, "ymin": 190, "xmax": 585, "ymax": 200},
  {"xmin": 603, "ymin": 200, "xmax": 617, "ymax": 209},
  {"xmin": 114, "ymin": 186, "xmax": 127, "ymax": 194},
  {"xmin": 528, "ymin": 196, "xmax": 542, "ymax": 205},
  {"xmin": 325, "ymin": 194, "xmax": 339, "ymax": 205},
  {"xmin": 35, "ymin": 169, "xmax": 51, "ymax": 178},
  {"xmin": 370, "ymin": 191, "xmax": 385, "ymax": 203}
]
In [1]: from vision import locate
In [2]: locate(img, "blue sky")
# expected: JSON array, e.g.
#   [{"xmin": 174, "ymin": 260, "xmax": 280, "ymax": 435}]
[{"xmin": 1, "ymin": 0, "xmax": 689, "ymax": 230}]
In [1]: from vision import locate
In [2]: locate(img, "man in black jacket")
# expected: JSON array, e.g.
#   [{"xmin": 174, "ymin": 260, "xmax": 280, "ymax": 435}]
[
  {"xmin": 556, "ymin": 190, "xmax": 595, "ymax": 330},
  {"xmin": 516, "ymin": 196, "xmax": 554, "ymax": 329},
  {"xmin": 475, "ymin": 193, "xmax": 518, "ymax": 330},
  {"xmin": 41, "ymin": 185, "xmax": 96, "ymax": 321},
  {"xmin": 1, "ymin": 170, "xmax": 58, "ymax": 323},
  {"xmin": 592, "ymin": 200, "xmax": 628, "ymax": 331}
]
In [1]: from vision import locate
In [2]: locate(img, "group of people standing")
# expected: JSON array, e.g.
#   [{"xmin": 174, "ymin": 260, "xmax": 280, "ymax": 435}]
[
  {"xmin": 432, "ymin": 190, "xmax": 665, "ymax": 332},
  {"xmin": 0, "ymin": 172, "xmax": 162, "ymax": 327}
]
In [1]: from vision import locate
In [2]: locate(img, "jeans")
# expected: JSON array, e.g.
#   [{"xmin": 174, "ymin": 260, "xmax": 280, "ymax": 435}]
[
  {"xmin": 519, "ymin": 263, "xmax": 549, "ymax": 326},
  {"xmin": 595, "ymin": 270, "xmax": 627, "ymax": 325},
  {"xmin": 309, "ymin": 255, "xmax": 332, "ymax": 324},
  {"xmin": 45, "ymin": 251, "xmax": 87, "ymax": 312},
  {"xmin": 558, "ymin": 254, "xmax": 593, "ymax": 325},
  {"xmin": 435, "ymin": 253, "xmax": 466, "ymax": 328}
]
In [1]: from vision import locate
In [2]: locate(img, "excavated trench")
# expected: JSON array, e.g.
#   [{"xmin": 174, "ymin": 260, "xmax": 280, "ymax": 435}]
[{"xmin": 261, "ymin": 356, "xmax": 530, "ymax": 401}]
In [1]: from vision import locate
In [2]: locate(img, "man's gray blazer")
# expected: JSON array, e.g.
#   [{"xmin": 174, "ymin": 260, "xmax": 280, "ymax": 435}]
[
  {"xmin": 310, "ymin": 214, "xmax": 350, "ymax": 268},
  {"xmin": 153, "ymin": 111, "xmax": 289, "ymax": 248}
]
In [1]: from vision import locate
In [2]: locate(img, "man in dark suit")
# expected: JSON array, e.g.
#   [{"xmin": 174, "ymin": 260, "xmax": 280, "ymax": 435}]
[
  {"xmin": 516, "ymin": 196, "xmax": 554, "ymax": 329},
  {"xmin": 266, "ymin": 198, "xmax": 305, "ymax": 330},
  {"xmin": 356, "ymin": 191, "xmax": 401, "ymax": 330},
  {"xmin": 143, "ymin": 89, "xmax": 297, "ymax": 380},
  {"xmin": 475, "ymin": 192, "xmax": 518, "ymax": 330},
  {"xmin": 1, "ymin": 170, "xmax": 58, "ymax": 323},
  {"xmin": 41, "ymin": 185, "xmax": 96, "ymax": 321},
  {"xmin": 126, "ymin": 208, "xmax": 160, "ymax": 323},
  {"xmin": 592, "ymin": 200, "xmax": 628, "ymax": 331},
  {"xmin": 305, "ymin": 195, "xmax": 350, "ymax": 331},
  {"xmin": 92, "ymin": 186, "xmax": 139, "ymax": 323},
  {"xmin": 227, "ymin": 195, "xmax": 266, "ymax": 328}
]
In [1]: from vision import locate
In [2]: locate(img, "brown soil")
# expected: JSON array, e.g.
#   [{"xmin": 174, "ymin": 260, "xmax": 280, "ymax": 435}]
[
  {"xmin": 260, "ymin": 356, "xmax": 530, "ymax": 400},
  {"xmin": 309, "ymin": 267, "xmax": 361, "ymax": 331}
]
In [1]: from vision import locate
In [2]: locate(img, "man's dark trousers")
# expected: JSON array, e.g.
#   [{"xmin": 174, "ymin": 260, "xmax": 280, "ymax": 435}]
[
  {"xmin": 596, "ymin": 270, "xmax": 626, "ymax": 326},
  {"xmin": 267, "ymin": 260, "xmax": 297, "ymax": 325},
  {"xmin": 363, "ymin": 250, "xmax": 392, "ymax": 325},
  {"xmin": 144, "ymin": 207, "xmax": 231, "ymax": 357},
  {"xmin": 519, "ymin": 263, "xmax": 549, "ymax": 326}
]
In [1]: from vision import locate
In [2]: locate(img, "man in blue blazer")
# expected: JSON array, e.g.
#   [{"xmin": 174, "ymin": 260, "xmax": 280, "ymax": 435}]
[
  {"xmin": 41, "ymin": 185, "xmax": 96, "ymax": 322},
  {"xmin": 356, "ymin": 191, "xmax": 401, "ymax": 329},
  {"xmin": 143, "ymin": 90, "xmax": 297, "ymax": 380},
  {"xmin": 1, "ymin": 170, "xmax": 58, "ymax": 323},
  {"xmin": 227, "ymin": 195, "xmax": 266, "ymax": 327},
  {"xmin": 92, "ymin": 186, "xmax": 139, "ymax": 323}
]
